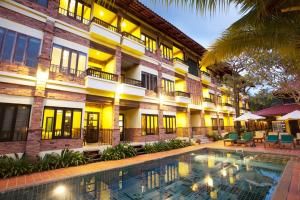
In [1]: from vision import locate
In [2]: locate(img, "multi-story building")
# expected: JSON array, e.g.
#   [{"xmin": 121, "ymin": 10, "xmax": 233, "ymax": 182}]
[{"xmin": 0, "ymin": 0, "xmax": 249, "ymax": 158}]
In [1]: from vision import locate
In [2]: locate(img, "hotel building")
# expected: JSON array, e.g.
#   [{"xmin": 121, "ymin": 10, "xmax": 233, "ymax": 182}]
[{"xmin": 0, "ymin": 0, "xmax": 249, "ymax": 158}]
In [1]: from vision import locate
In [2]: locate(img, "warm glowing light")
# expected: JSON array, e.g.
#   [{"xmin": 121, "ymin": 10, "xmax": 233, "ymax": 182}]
[
  {"xmin": 100, "ymin": 11, "xmax": 104, "ymax": 16},
  {"xmin": 191, "ymin": 183, "xmax": 199, "ymax": 192},
  {"xmin": 210, "ymin": 190, "xmax": 218, "ymax": 199},
  {"xmin": 121, "ymin": 22, "xmax": 126, "ymax": 27},
  {"xmin": 53, "ymin": 185, "xmax": 66, "ymax": 196},
  {"xmin": 37, "ymin": 67, "xmax": 49, "ymax": 82},
  {"xmin": 229, "ymin": 176, "xmax": 235, "ymax": 185},
  {"xmin": 116, "ymin": 84, "xmax": 123, "ymax": 94},
  {"xmin": 205, "ymin": 175, "xmax": 213, "ymax": 187},
  {"xmin": 221, "ymin": 168, "xmax": 227, "ymax": 177}
]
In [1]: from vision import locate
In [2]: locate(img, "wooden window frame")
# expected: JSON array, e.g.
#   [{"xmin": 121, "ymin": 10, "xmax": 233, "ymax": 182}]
[
  {"xmin": 142, "ymin": 114, "xmax": 158, "ymax": 135},
  {"xmin": 141, "ymin": 33, "xmax": 156, "ymax": 53},
  {"xmin": 162, "ymin": 78, "xmax": 175, "ymax": 96},
  {"xmin": 141, "ymin": 71, "xmax": 157, "ymax": 92},
  {"xmin": 160, "ymin": 44, "xmax": 173, "ymax": 61},
  {"xmin": 0, "ymin": 27, "xmax": 41, "ymax": 67},
  {"xmin": 0, "ymin": 103, "xmax": 31, "ymax": 142},
  {"xmin": 163, "ymin": 115, "xmax": 176, "ymax": 134}
]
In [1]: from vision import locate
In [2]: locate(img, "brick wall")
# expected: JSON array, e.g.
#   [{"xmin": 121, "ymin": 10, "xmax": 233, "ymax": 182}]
[
  {"xmin": 45, "ymin": 89, "xmax": 86, "ymax": 102},
  {"xmin": 0, "ymin": 141, "xmax": 26, "ymax": 155},
  {"xmin": 0, "ymin": 83, "xmax": 35, "ymax": 96},
  {"xmin": 40, "ymin": 139, "xmax": 83, "ymax": 151},
  {"xmin": 0, "ymin": 62, "xmax": 37, "ymax": 76}
]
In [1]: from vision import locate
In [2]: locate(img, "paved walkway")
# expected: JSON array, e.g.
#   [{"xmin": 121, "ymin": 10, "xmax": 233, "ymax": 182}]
[{"xmin": 0, "ymin": 141, "xmax": 300, "ymax": 200}]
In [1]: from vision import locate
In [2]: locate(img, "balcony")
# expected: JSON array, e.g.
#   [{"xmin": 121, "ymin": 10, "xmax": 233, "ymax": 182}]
[
  {"xmin": 85, "ymin": 68, "xmax": 118, "ymax": 92},
  {"xmin": 90, "ymin": 17, "xmax": 121, "ymax": 45},
  {"xmin": 173, "ymin": 58, "xmax": 189, "ymax": 74},
  {"xmin": 175, "ymin": 91, "xmax": 191, "ymax": 104},
  {"xmin": 49, "ymin": 64, "xmax": 86, "ymax": 78},
  {"xmin": 203, "ymin": 97, "xmax": 215, "ymax": 109},
  {"xmin": 201, "ymin": 71, "xmax": 211, "ymax": 83},
  {"xmin": 219, "ymin": 83, "xmax": 229, "ymax": 90},
  {"xmin": 222, "ymin": 103, "xmax": 235, "ymax": 112},
  {"xmin": 58, "ymin": 7, "xmax": 90, "ymax": 25},
  {"xmin": 121, "ymin": 32, "xmax": 145, "ymax": 55},
  {"xmin": 121, "ymin": 76, "xmax": 146, "ymax": 97}
]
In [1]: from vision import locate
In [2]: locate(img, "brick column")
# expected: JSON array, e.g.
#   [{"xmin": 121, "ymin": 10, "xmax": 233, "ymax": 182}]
[
  {"xmin": 158, "ymin": 105, "xmax": 164, "ymax": 139},
  {"xmin": 186, "ymin": 108, "xmax": 192, "ymax": 139},
  {"xmin": 115, "ymin": 46, "xmax": 122, "ymax": 76},
  {"xmin": 112, "ymin": 103, "xmax": 120, "ymax": 146},
  {"xmin": 25, "ymin": 20, "xmax": 54, "ymax": 159}
]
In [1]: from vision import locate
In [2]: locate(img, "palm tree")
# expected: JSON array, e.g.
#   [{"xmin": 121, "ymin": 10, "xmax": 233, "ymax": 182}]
[{"xmin": 153, "ymin": 0, "xmax": 300, "ymax": 66}]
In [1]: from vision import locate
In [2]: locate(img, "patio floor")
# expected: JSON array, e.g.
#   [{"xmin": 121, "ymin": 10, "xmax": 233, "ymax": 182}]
[{"xmin": 0, "ymin": 141, "xmax": 300, "ymax": 200}]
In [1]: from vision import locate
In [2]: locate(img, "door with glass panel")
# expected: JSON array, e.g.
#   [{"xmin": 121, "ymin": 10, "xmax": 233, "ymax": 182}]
[
  {"xmin": 85, "ymin": 112, "xmax": 99, "ymax": 143},
  {"xmin": 119, "ymin": 114, "xmax": 125, "ymax": 141}
]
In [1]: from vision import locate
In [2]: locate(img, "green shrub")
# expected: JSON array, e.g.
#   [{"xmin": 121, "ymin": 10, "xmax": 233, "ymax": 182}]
[
  {"xmin": 207, "ymin": 132, "xmax": 222, "ymax": 141},
  {"xmin": 101, "ymin": 144, "xmax": 137, "ymax": 161},
  {"xmin": 144, "ymin": 139, "xmax": 191, "ymax": 154},
  {"xmin": 0, "ymin": 154, "xmax": 33, "ymax": 178},
  {"xmin": 35, "ymin": 149, "xmax": 87, "ymax": 172}
]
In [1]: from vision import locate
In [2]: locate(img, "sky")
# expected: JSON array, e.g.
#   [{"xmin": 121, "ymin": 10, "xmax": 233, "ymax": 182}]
[{"xmin": 140, "ymin": 0, "xmax": 242, "ymax": 48}]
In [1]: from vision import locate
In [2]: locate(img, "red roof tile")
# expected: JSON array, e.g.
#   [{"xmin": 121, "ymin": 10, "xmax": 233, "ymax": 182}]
[{"xmin": 255, "ymin": 103, "xmax": 300, "ymax": 116}]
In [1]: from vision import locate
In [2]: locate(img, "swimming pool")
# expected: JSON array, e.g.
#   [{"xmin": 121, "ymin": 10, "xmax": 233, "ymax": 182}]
[{"xmin": 0, "ymin": 148, "xmax": 290, "ymax": 200}]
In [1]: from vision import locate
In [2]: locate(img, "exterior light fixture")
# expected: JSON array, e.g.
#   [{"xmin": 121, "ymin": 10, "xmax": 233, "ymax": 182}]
[
  {"xmin": 121, "ymin": 22, "xmax": 126, "ymax": 27},
  {"xmin": 53, "ymin": 185, "xmax": 66, "ymax": 196},
  {"xmin": 100, "ymin": 11, "xmax": 104, "ymax": 17},
  {"xmin": 205, "ymin": 175, "xmax": 213, "ymax": 187}
]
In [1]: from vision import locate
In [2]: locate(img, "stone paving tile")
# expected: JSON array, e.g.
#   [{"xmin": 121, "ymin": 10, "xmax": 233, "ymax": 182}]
[{"xmin": 0, "ymin": 141, "xmax": 300, "ymax": 199}]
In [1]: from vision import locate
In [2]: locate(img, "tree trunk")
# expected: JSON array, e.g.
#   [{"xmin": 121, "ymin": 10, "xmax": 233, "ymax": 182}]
[{"xmin": 233, "ymin": 80, "xmax": 241, "ymax": 134}]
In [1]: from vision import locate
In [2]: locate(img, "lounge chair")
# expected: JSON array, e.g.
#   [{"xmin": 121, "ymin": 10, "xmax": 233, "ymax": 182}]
[
  {"xmin": 280, "ymin": 135, "xmax": 295, "ymax": 149},
  {"xmin": 224, "ymin": 132, "xmax": 238, "ymax": 146},
  {"xmin": 264, "ymin": 134, "xmax": 279, "ymax": 148},
  {"xmin": 237, "ymin": 132, "xmax": 254, "ymax": 146},
  {"xmin": 296, "ymin": 133, "xmax": 300, "ymax": 145},
  {"xmin": 253, "ymin": 131, "xmax": 265, "ymax": 143}
]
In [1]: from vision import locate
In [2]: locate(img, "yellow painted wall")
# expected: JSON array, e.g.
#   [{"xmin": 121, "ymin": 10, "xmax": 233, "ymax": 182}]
[
  {"xmin": 202, "ymin": 88, "xmax": 209, "ymax": 98},
  {"xmin": 93, "ymin": 4, "xmax": 117, "ymax": 26},
  {"xmin": 173, "ymin": 46, "xmax": 184, "ymax": 60},
  {"xmin": 204, "ymin": 114, "xmax": 212, "ymax": 126},
  {"xmin": 175, "ymin": 79, "xmax": 186, "ymax": 92},
  {"xmin": 121, "ymin": 19, "xmax": 140, "ymax": 38},
  {"xmin": 102, "ymin": 105, "xmax": 113, "ymax": 129},
  {"xmin": 176, "ymin": 112, "xmax": 187, "ymax": 127},
  {"xmin": 104, "ymin": 57, "xmax": 116, "ymax": 73}
]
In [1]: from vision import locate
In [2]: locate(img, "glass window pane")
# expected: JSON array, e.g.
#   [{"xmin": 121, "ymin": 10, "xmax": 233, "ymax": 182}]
[
  {"xmin": 72, "ymin": 110, "xmax": 81, "ymax": 138},
  {"xmin": 25, "ymin": 38, "xmax": 40, "ymax": 67},
  {"xmin": 69, "ymin": 0, "xmax": 76, "ymax": 14},
  {"xmin": 42, "ymin": 108, "xmax": 55, "ymax": 139},
  {"xmin": 64, "ymin": 110, "xmax": 72, "ymax": 137},
  {"xmin": 37, "ymin": 0, "xmax": 48, "ymax": 7},
  {"xmin": 0, "ymin": 28, "xmax": 5, "ymax": 54},
  {"xmin": 141, "ymin": 115, "xmax": 146, "ymax": 135},
  {"xmin": 77, "ymin": 54, "xmax": 86, "ymax": 73},
  {"xmin": 83, "ymin": 6, "xmax": 91, "ymax": 21},
  {"xmin": 70, "ymin": 52, "xmax": 77, "ymax": 74},
  {"xmin": 14, "ymin": 35, "xmax": 27, "ymax": 63},
  {"xmin": 14, "ymin": 105, "xmax": 30, "ymax": 141},
  {"xmin": 62, "ymin": 49, "xmax": 70, "ymax": 69},
  {"xmin": 1, "ymin": 31, "xmax": 16, "ymax": 61},
  {"xmin": 0, "ymin": 105, "xmax": 15, "ymax": 140},
  {"xmin": 77, "ymin": 3, "xmax": 83, "ymax": 19},
  {"xmin": 60, "ymin": 0, "xmax": 68, "ymax": 10},
  {"xmin": 55, "ymin": 110, "xmax": 63, "ymax": 137},
  {"xmin": 51, "ymin": 46, "xmax": 62, "ymax": 66}
]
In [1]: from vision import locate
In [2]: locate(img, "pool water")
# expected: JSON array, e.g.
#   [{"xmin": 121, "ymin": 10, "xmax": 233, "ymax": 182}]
[{"xmin": 0, "ymin": 149, "xmax": 290, "ymax": 200}]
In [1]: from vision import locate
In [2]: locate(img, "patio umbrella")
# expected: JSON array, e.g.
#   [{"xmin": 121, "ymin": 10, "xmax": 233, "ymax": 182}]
[
  {"xmin": 279, "ymin": 110, "xmax": 300, "ymax": 120},
  {"xmin": 234, "ymin": 112, "xmax": 266, "ymax": 121}
]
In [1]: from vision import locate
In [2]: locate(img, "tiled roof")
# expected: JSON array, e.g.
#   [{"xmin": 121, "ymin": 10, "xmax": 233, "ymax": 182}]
[
  {"xmin": 116, "ymin": 0, "xmax": 206, "ymax": 56},
  {"xmin": 255, "ymin": 103, "xmax": 300, "ymax": 116}
]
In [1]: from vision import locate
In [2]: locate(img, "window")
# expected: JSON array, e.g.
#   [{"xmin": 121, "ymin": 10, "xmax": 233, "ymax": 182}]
[
  {"xmin": 141, "ymin": 33, "xmax": 156, "ymax": 53},
  {"xmin": 28, "ymin": 0, "xmax": 48, "ymax": 7},
  {"xmin": 162, "ymin": 78, "xmax": 175, "ymax": 96},
  {"xmin": 160, "ymin": 44, "xmax": 173, "ymax": 60},
  {"xmin": 219, "ymin": 119, "xmax": 224, "ymax": 130},
  {"xmin": 42, "ymin": 107, "xmax": 82, "ymax": 139},
  {"xmin": 212, "ymin": 118, "xmax": 224, "ymax": 130},
  {"xmin": 0, "ymin": 103, "xmax": 31, "ymax": 142},
  {"xmin": 141, "ymin": 114, "xmax": 158, "ymax": 135},
  {"xmin": 59, "ymin": 0, "xmax": 91, "ymax": 24},
  {"xmin": 163, "ymin": 115, "xmax": 176, "ymax": 134},
  {"xmin": 0, "ymin": 27, "xmax": 41, "ymax": 67},
  {"xmin": 50, "ymin": 44, "xmax": 87, "ymax": 76},
  {"xmin": 141, "ymin": 72, "xmax": 157, "ymax": 92},
  {"xmin": 186, "ymin": 58, "xmax": 199, "ymax": 77},
  {"xmin": 209, "ymin": 93, "xmax": 215, "ymax": 103}
]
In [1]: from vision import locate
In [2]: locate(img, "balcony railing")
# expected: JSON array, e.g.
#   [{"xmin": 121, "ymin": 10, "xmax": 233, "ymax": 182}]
[
  {"xmin": 222, "ymin": 103, "xmax": 233, "ymax": 107},
  {"xmin": 50, "ymin": 64, "xmax": 86, "ymax": 77},
  {"xmin": 122, "ymin": 32, "xmax": 144, "ymax": 45},
  {"xmin": 121, "ymin": 76, "xmax": 143, "ymax": 87},
  {"xmin": 203, "ymin": 97, "xmax": 214, "ymax": 103},
  {"xmin": 91, "ymin": 17, "xmax": 119, "ymax": 33},
  {"xmin": 86, "ymin": 68, "xmax": 118, "ymax": 82},
  {"xmin": 175, "ymin": 91, "xmax": 190, "ymax": 98},
  {"xmin": 201, "ymin": 71, "xmax": 211, "ymax": 77},
  {"xmin": 173, "ymin": 57, "xmax": 186, "ymax": 64},
  {"xmin": 162, "ymin": 91, "xmax": 175, "ymax": 97},
  {"xmin": 58, "ymin": 7, "xmax": 90, "ymax": 25}
]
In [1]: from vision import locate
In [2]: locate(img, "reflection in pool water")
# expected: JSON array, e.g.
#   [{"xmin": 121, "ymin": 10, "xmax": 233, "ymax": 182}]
[{"xmin": 0, "ymin": 149, "xmax": 289, "ymax": 200}]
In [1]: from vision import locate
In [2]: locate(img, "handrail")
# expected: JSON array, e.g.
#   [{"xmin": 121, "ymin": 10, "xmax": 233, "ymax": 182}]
[
  {"xmin": 175, "ymin": 91, "xmax": 190, "ymax": 98},
  {"xmin": 204, "ymin": 97, "xmax": 214, "ymax": 103},
  {"xmin": 201, "ymin": 71, "xmax": 211, "ymax": 77},
  {"xmin": 58, "ymin": 7, "xmax": 90, "ymax": 25},
  {"xmin": 91, "ymin": 17, "xmax": 119, "ymax": 32},
  {"xmin": 121, "ymin": 75, "xmax": 143, "ymax": 87},
  {"xmin": 173, "ymin": 57, "xmax": 186, "ymax": 64},
  {"xmin": 122, "ymin": 32, "xmax": 144, "ymax": 44},
  {"xmin": 50, "ymin": 64, "xmax": 86, "ymax": 77},
  {"xmin": 86, "ymin": 67, "xmax": 118, "ymax": 82}
]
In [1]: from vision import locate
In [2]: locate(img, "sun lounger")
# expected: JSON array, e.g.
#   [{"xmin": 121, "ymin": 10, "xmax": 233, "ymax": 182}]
[
  {"xmin": 224, "ymin": 132, "xmax": 238, "ymax": 146},
  {"xmin": 264, "ymin": 134, "xmax": 279, "ymax": 148},
  {"xmin": 280, "ymin": 134, "xmax": 295, "ymax": 149},
  {"xmin": 237, "ymin": 132, "xmax": 254, "ymax": 146}
]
